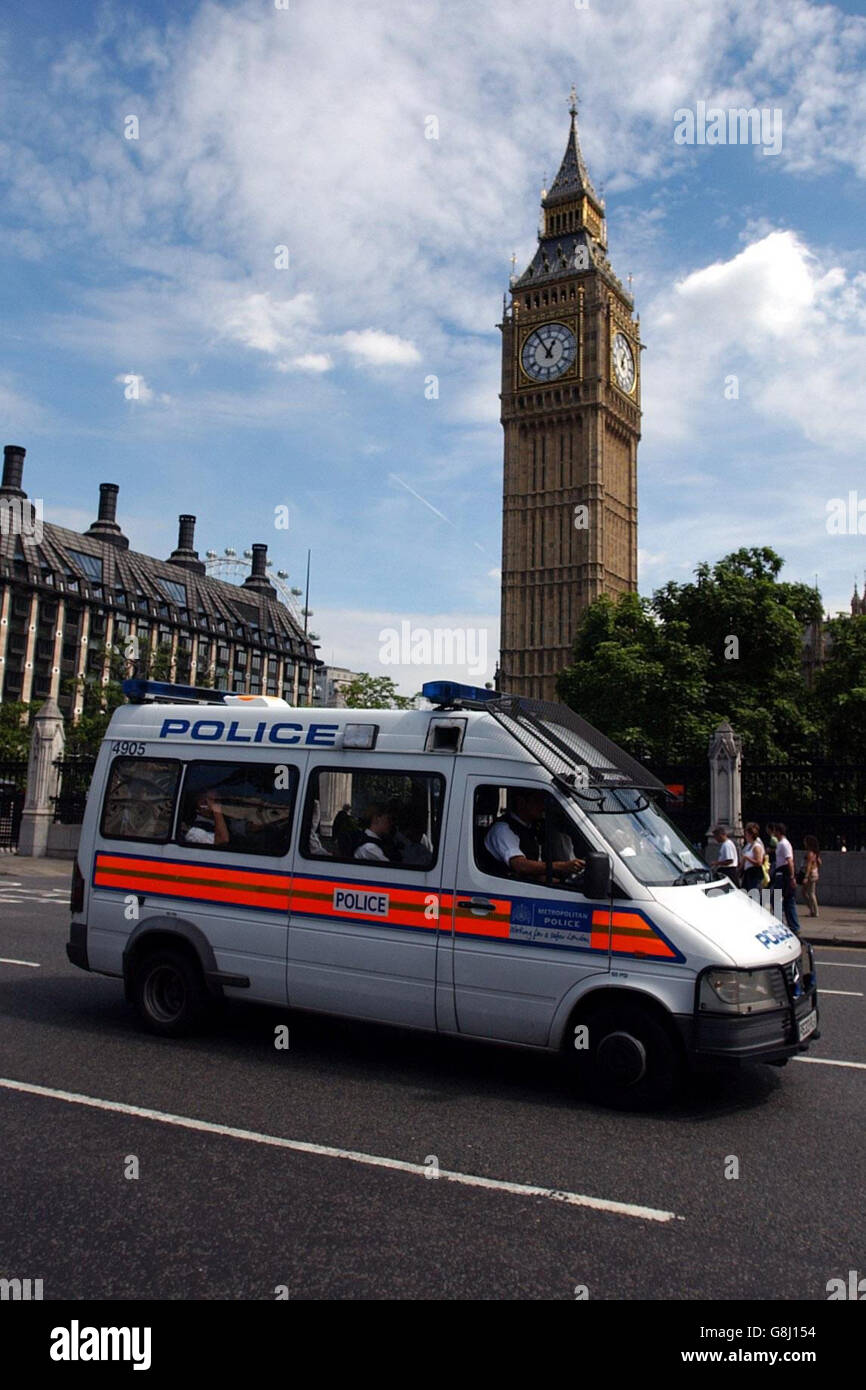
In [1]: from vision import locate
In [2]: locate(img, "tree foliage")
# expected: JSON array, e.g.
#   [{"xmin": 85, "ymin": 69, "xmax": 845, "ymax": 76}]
[
  {"xmin": 557, "ymin": 548, "xmax": 826, "ymax": 764},
  {"xmin": 342, "ymin": 673, "xmax": 416, "ymax": 710}
]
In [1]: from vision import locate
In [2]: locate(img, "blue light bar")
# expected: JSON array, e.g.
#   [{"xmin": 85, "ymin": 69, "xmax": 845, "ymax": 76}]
[
  {"xmin": 123, "ymin": 678, "xmax": 231, "ymax": 704},
  {"xmin": 422, "ymin": 681, "xmax": 498, "ymax": 706}
]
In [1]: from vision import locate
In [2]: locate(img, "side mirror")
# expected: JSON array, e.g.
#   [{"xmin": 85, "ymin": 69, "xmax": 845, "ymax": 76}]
[{"xmin": 583, "ymin": 851, "xmax": 611, "ymax": 900}]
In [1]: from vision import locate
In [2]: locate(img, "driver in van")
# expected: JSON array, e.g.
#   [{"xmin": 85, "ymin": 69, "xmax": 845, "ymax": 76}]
[{"xmin": 484, "ymin": 789, "xmax": 584, "ymax": 881}]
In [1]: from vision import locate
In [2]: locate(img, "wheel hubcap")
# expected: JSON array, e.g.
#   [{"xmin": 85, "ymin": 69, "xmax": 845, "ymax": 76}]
[
  {"xmin": 144, "ymin": 966, "xmax": 185, "ymax": 1023},
  {"xmin": 597, "ymin": 1030, "xmax": 647, "ymax": 1087}
]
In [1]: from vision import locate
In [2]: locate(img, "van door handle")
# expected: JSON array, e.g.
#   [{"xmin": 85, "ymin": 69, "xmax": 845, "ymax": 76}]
[{"xmin": 457, "ymin": 897, "xmax": 496, "ymax": 915}]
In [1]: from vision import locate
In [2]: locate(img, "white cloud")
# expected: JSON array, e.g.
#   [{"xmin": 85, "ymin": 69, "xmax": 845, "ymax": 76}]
[
  {"xmin": 643, "ymin": 231, "xmax": 866, "ymax": 450},
  {"xmin": 339, "ymin": 329, "xmax": 421, "ymax": 368},
  {"xmin": 284, "ymin": 353, "xmax": 333, "ymax": 373}
]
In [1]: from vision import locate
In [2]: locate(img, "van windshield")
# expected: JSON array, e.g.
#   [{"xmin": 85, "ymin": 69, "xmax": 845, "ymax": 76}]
[{"xmin": 582, "ymin": 787, "xmax": 711, "ymax": 887}]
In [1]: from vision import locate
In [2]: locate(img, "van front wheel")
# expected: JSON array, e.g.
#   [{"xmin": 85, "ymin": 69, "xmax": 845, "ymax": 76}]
[
  {"xmin": 570, "ymin": 1003, "xmax": 682, "ymax": 1107},
  {"xmin": 132, "ymin": 948, "xmax": 210, "ymax": 1037}
]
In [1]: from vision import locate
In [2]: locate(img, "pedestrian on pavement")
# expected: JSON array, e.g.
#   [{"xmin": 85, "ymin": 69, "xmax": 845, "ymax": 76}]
[
  {"xmin": 740, "ymin": 822, "xmax": 764, "ymax": 893},
  {"xmin": 801, "ymin": 835, "xmax": 821, "ymax": 918},
  {"xmin": 773, "ymin": 822, "xmax": 801, "ymax": 934},
  {"xmin": 713, "ymin": 825, "xmax": 740, "ymax": 886}
]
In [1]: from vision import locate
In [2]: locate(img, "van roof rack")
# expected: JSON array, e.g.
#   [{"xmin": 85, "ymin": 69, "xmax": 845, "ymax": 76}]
[{"xmin": 420, "ymin": 680, "xmax": 664, "ymax": 801}]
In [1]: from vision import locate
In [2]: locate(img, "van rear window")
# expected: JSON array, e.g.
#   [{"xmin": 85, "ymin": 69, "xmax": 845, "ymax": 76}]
[
  {"xmin": 100, "ymin": 758, "xmax": 181, "ymax": 843},
  {"xmin": 301, "ymin": 767, "xmax": 445, "ymax": 870}
]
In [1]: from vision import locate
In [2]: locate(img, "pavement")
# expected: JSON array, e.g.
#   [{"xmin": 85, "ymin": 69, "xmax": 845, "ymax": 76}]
[{"xmin": 3, "ymin": 852, "xmax": 864, "ymax": 946}]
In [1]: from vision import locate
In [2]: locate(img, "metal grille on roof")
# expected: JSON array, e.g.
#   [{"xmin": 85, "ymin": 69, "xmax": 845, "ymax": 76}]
[{"xmin": 489, "ymin": 695, "xmax": 666, "ymax": 797}]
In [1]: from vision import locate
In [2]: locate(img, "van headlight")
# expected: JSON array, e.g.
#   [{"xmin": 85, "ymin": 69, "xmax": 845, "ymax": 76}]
[{"xmin": 699, "ymin": 967, "xmax": 786, "ymax": 1015}]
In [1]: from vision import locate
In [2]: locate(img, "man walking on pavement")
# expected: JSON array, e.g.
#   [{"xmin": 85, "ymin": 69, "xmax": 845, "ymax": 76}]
[{"xmin": 773, "ymin": 821, "xmax": 801, "ymax": 935}]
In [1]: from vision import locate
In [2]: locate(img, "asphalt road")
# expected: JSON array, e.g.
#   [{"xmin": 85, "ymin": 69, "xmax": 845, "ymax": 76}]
[{"xmin": 1, "ymin": 869, "xmax": 864, "ymax": 1301}]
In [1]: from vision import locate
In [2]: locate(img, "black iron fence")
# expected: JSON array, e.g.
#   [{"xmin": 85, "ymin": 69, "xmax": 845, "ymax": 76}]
[
  {"xmin": 742, "ymin": 764, "xmax": 866, "ymax": 852},
  {"xmin": 0, "ymin": 758, "xmax": 28, "ymax": 850},
  {"xmin": 649, "ymin": 760, "xmax": 866, "ymax": 853},
  {"xmin": 52, "ymin": 755, "xmax": 97, "ymax": 825}
]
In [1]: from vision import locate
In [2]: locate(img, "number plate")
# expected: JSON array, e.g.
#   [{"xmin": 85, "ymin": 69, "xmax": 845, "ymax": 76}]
[{"xmin": 798, "ymin": 1009, "xmax": 817, "ymax": 1041}]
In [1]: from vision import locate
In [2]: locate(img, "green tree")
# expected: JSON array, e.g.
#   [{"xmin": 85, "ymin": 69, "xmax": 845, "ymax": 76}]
[
  {"xmin": 557, "ymin": 548, "xmax": 822, "ymax": 764},
  {"xmin": 556, "ymin": 592, "xmax": 709, "ymax": 763},
  {"xmin": 0, "ymin": 701, "xmax": 36, "ymax": 760},
  {"xmin": 813, "ymin": 615, "xmax": 866, "ymax": 761},
  {"xmin": 343, "ymin": 673, "xmax": 416, "ymax": 710}
]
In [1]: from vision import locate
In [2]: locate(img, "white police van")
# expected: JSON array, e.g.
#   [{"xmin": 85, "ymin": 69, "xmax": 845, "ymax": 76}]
[{"xmin": 67, "ymin": 678, "xmax": 819, "ymax": 1103}]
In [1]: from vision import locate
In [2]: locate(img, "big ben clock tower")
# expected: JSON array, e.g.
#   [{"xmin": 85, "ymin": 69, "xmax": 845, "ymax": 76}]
[{"xmin": 499, "ymin": 90, "xmax": 640, "ymax": 701}]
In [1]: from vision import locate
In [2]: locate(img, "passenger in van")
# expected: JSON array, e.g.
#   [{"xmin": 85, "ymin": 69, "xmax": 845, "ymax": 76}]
[
  {"xmin": 354, "ymin": 804, "xmax": 403, "ymax": 864},
  {"xmin": 484, "ymin": 789, "xmax": 584, "ymax": 881},
  {"xmin": 332, "ymin": 803, "xmax": 359, "ymax": 857},
  {"xmin": 393, "ymin": 811, "xmax": 434, "ymax": 868},
  {"xmin": 184, "ymin": 790, "xmax": 230, "ymax": 848}
]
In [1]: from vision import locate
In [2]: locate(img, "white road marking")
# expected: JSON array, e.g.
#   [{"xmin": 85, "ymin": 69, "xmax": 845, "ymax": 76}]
[
  {"xmin": 793, "ymin": 1056, "xmax": 866, "ymax": 1071},
  {"xmin": 0, "ymin": 958, "xmax": 41, "ymax": 969},
  {"xmin": 815, "ymin": 960, "xmax": 866, "ymax": 968},
  {"xmin": 820, "ymin": 989, "xmax": 863, "ymax": 997},
  {"xmin": 0, "ymin": 1077, "xmax": 680, "ymax": 1224}
]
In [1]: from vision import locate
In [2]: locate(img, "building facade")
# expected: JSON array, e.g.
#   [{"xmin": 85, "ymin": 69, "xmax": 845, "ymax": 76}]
[
  {"xmin": 499, "ymin": 96, "xmax": 641, "ymax": 700},
  {"xmin": 0, "ymin": 445, "xmax": 321, "ymax": 718}
]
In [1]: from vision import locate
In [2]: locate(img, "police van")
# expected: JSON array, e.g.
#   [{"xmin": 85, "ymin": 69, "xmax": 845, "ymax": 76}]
[{"xmin": 66, "ymin": 678, "xmax": 819, "ymax": 1103}]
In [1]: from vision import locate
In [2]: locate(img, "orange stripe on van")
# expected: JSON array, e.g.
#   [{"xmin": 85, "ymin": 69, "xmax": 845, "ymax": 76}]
[
  {"xmin": 590, "ymin": 907, "xmax": 677, "ymax": 959},
  {"xmin": 94, "ymin": 852, "xmax": 291, "ymax": 913}
]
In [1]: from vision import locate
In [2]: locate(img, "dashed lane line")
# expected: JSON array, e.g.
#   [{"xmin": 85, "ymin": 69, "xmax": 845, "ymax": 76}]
[
  {"xmin": 793, "ymin": 1056, "xmax": 866, "ymax": 1070},
  {"xmin": 820, "ymin": 989, "xmax": 863, "ymax": 997},
  {"xmin": 0, "ymin": 958, "xmax": 41, "ymax": 968},
  {"xmin": 0, "ymin": 1077, "xmax": 680, "ymax": 1224}
]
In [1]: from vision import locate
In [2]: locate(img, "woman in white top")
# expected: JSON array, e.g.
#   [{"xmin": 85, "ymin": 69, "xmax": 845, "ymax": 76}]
[{"xmin": 740, "ymin": 822, "xmax": 764, "ymax": 893}]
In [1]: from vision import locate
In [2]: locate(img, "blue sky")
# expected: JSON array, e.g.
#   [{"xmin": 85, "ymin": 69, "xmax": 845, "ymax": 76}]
[{"xmin": 2, "ymin": 0, "xmax": 866, "ymax": 692}]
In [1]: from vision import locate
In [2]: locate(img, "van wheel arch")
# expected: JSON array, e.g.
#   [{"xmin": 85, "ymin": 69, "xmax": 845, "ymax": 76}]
[
  {"xmin": 564, "ymin": 987, "xmax": 686, "ymax": 1107},
  {"xmin": 123, "ymin": 917, "xmax": 220, "ymax": 1004}
]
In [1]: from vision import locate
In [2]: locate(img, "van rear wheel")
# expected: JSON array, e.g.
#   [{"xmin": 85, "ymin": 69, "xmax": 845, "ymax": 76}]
[
  {"xmin": 132, "ymin": 948, "xmax": 210, "ymax": 1038},
  {"xmin": 569, "ymin": 1002, "xmax": 682, "ymax": 1108}
]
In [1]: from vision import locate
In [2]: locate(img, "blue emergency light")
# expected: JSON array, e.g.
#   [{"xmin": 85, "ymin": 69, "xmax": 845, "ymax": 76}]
[
  {"xmin": 422, "ymin": 681, "xmax": 499, "ymax": 707},
  {"xmin": 123, "ymin": 678, "xmax": 232, "ymax": 704}
]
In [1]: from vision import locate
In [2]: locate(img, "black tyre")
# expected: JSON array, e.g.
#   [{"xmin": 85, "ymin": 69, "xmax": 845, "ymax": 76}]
[
  {"xmin": 568, "ymin": 1002, "xmax": 683, "ymax": 1108},
  {"xmin": 131, "ymin": 948, "xmax": 211, "ymax": 1038}
]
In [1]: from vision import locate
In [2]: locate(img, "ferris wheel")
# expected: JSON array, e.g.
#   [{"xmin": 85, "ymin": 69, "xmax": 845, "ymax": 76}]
[{"xmin": 204, "ymin": 548, "xmax": 319, "ymax": 644}]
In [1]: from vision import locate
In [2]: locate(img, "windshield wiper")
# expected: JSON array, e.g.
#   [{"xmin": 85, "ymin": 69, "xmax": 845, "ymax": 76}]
[{"xmin": 671, "ymin": 868, "xmax": 715, "ymax": 886}]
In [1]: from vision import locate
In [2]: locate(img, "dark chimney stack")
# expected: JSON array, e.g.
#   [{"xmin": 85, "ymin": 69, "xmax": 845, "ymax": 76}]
[
  {"xmin": 97, "ymin": 483, "xmax": 118, "ymax": 523},
  {"xmin": 0, "ymin": 445, "xmax": 26, "ymax": 498},
  {"xmin": 243, "ymin": 542, "xmax": 276, "ymax": 596},
  {"xmin": 87, "ymin": 481, "xmax": 129, "ymax": 549},
  {"xmin": 168, "ymin": 513, "xmax": 206, "ymax": 574}
]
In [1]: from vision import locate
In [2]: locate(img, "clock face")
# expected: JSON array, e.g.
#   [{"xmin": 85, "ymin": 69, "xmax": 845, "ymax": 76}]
[
  {"xmin": 611, "ymin": 330, "xmax": 636, "ymax": 394},
  {"xmin": 521, "ymin": 322, "xmax": 577, "ymax": 382}
]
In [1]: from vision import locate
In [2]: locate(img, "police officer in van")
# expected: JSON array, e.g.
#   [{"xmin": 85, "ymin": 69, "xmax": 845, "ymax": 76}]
[{"xmin": 484, "ymin": 789, "xmax": 584, "ymax": 882}]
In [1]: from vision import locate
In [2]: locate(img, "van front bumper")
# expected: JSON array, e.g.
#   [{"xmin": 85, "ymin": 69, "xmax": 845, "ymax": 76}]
[{"xmin": 676, "ymin": 988, "xmax": 819, "ymax": 1066}]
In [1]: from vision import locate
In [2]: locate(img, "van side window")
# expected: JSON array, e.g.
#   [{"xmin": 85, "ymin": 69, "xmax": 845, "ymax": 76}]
[
  {"xmin": 474, "ymin": 784, "xmax": 591, "ymax": 890},
  {"xmin": 176, "ymin": 761, "xmax": 298, "ymax": 857},
  {"xmin": 101, "ymin": 758, "xmax": 180, "ymax": 843},
  {"xmin": 301, "ymin": 767, "xmax": 445, "ymax": 870}
]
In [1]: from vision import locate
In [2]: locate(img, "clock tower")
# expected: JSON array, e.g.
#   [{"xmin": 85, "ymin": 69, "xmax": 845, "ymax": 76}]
[{"xmin": 499, "ymin": 92, "xmax": 640, "ymax": 701}]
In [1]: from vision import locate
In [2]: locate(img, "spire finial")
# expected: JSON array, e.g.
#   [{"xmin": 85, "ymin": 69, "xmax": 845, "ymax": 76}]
[
  {"xmin": 510, "ymin": 251, "xmax": 517, "ymax": 273},
  {"xmin": 569, "ymin": 84, "xmax": 578, "ymax": 124}
]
